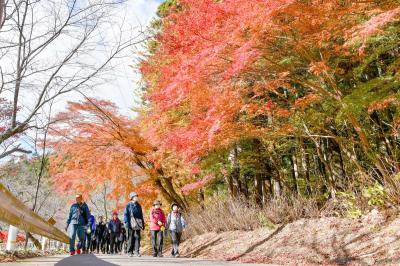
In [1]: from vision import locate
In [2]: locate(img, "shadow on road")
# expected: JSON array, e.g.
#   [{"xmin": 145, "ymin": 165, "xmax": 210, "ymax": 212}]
[{"xmin": 55, "ymin": 254, "xmax": 118, "ymax": 266}]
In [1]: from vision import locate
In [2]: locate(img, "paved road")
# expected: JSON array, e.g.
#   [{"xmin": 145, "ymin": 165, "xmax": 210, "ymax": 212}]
[{"xmin": 5, "ymin": 254, "xmax": 277, "ymax": 266}]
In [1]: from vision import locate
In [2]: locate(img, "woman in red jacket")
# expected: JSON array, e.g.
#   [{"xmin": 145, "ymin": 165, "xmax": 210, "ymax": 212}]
[{"xmin": 149, "ymin": 200, "xmax": 166, "ymax": 257}]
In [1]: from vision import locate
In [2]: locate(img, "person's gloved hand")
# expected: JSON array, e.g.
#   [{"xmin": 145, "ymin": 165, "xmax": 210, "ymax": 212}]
[{"xmin": 65, "ymin": 225, "xmax": 68, "ymax": 232}]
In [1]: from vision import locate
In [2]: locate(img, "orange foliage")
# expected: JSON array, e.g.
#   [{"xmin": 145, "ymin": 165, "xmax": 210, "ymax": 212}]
[
  {"xmin": 49, "ymin": 99, "xmax": 158, "ymax": 206},
  {"xmin": 140, "ymin": 0, "xmax": 399, "ymax": 167}
]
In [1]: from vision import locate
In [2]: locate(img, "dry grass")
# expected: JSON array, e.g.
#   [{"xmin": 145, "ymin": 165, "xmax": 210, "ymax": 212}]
[
  {"xmin": 185, "ymin": 198, "xmax": 261, "ymax": 237},
  {"xmin": 184, "ymin": 195, "xmax": 338, "ymax": 238}
]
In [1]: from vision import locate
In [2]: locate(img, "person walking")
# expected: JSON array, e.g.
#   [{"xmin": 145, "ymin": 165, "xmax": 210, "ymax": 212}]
[
  {"xmin": 65, "ymin": 194, "xmax": 90, "ymax": 255},
  {"xmin": 95, "ymin": 215, "xmax": 107, "ymax": 254},
  {"xmin": 108, "ymin": 210, "xmax": 122, "ymax": 255},
  {"xmin": 123, "ymin": 192, "xmax": 144, "ymax": 257},
  {"xmin": 85, "ymin": 213, "xmax": 96, "ymax": 253},
  {"xmin": 103, "ymin": 228, "xmax": 111, "ymax": 254},
  {"xmin": 166, "ymin": 202, "xmax": 187, "ymax": 258},
  {"xmin": 118, "ymin": 224, "xmax": 127, "ymax": 254},
  {"xmin": 150, "ymin": 199, "xmax": 166, "ymax": 257}
]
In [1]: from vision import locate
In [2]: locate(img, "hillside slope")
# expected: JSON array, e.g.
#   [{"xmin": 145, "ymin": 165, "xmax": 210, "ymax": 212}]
[{"xmin": 178, "ymin": 210, "xmax": 400, "ymax": 265}]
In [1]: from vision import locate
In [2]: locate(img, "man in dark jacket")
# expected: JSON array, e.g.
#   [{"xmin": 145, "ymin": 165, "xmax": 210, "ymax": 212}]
[
  {"xmin": 65, "ymin": 194, "xmax": 90, "ymax": 255},
  {"xmin": 95, "ymin": 215, "xmax": 107, "ymax": 254},
  {"xmin": 108, "ymin": 210, "xmax": 122, "ymax": 254},
  {"xmin": 123, "ymin": 192, "xmax": 144, "ymax": 257}
]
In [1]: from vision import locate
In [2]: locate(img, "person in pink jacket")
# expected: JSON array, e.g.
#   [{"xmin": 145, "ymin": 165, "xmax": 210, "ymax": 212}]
[{"xmin": 149, "ymin": 200, "xmax": 166, "ymax": 257}]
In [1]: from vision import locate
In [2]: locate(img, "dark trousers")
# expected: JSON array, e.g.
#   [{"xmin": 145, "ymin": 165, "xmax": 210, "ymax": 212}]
[
  {"xmin": 110, "ymin": 233, "xmax": 119, "ymax": 254},
  {"xmin": 151, "ymin": 230, "xmax": 164, "ymax": 256},
  {"xmin": 170, "ymin": 231, "xmax": 182, "ymax": 255},
  {"xmin": 127, "ymin": 229, "xmax": 141, "ymax": 254},
  {"xmin": 96, "ymin": 236, "xmax": 106, "ymax": 253},
  {"xmin": 85, "ymin": 232, "xmax": 95, "ymax": 252},
  {"xmin": 90, "ymin": 238, "xmax": 97, "ymax": 252},
  {"xmin": 118, "ymin": 239, "xmax": 125, "ymax": 253},
  {"xmin": 103, "ymin": 238, "xmax": 110, "ymax": 254}
]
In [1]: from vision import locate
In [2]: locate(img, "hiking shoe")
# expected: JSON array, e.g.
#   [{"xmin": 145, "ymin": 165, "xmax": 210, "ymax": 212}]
[
  {"xmin": 70, "ymin": 251, "xmax": 75, "ymax": 256},
  {"xmin": 129, "ymin": 253, "xmax": 134, "ymax": 257},
  {"xmin": 153, "ymin": 253, "xmax": 157, "ymax": 257},
  {"xmin": 158, "ymin": 253, "xmax": 163, "ymax": 257},
  {"xmin": 175, "ymin": 253, "xmax": 180, "ymax": 258},
  {"xmin": 76, "ymin": 249, "xmax": 81, "ymax": 255}
]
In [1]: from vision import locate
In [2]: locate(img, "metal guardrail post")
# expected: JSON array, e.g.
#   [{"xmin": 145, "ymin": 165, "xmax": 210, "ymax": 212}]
[
  {"xmin": 0, "ymin": 184, "xmax": 69, "ymax": 243},
  {"xmin": 41, "ymin": 236, "xmax": 48, "ymax": 251},
  {"xmin": 6, "ymin": 225, "xmax": 18, "ymax": 251}
]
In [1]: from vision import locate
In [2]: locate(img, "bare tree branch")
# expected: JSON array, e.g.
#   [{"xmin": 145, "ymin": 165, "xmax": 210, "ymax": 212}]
[
  {"xmin": 0, "ymin": 144, "xmax": 30, "ymax": 159},
  {"xmin": 0, "ymin": 0, "xmax": 144, "ymax": 159}
]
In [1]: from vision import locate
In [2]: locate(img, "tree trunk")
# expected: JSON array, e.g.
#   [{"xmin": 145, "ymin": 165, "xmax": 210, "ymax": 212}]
[
  {"xmin": 197, "ymin": 188, "xmax": 205, "ymax": 209},
  {"xmin": 272, "ymin": 177, "xmax": 281, "ymax": 198},
  {"xmin": 225, "ymin": 173, "xmax": 234, "ymax": 197},
  {"xmin": 320, "ymin": 139, "xmax": 336, "ymax": 199},
  {"xmin": 103, "ymin": 184, "xmax": 108, "ymax": 221},
  {"xmin": 0, "ymin": 0, "xmax": 4, "ymax": 30},
  {"xmin": 229, "ymin": 145, "xmax": 243, "ymax": 198},
  {"xmin": 289, "ymin": 150, "xmax": 300, "ymax": 195},
  {"xmin": 154, "ymin": 176, "xmax": 187, "ymax": 210},
  {"xmin": 254, "ymin": 173, "xmax": 263, "ymax": 206},
  {"xmin": 300, "ymin": 138, "xmax": 312, "ymax": 196}
]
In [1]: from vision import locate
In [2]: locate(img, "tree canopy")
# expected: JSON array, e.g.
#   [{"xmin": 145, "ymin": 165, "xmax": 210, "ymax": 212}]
[{"xmin": 47, "ymin": 0, "xmax": 400, "ymax": 214}]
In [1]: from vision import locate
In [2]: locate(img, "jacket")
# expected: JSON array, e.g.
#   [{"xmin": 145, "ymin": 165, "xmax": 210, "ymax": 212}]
[
  {"xmin": 166, "ymin": 212, "xmax": 187, "ymax": 233},
  {"xmin": 95, "ymin": 222, "xmax": 107, "ymax": 239},
  {"xmin": 149, "ymin": 208, "xmax": 166, "ymax": 231},
  {"xmin": 88, "ymin": 214, "xmax": 96, "ymax": 232},
  {"xmin": 66, "ymin": 202, "xmax": 89, "ymax": 226},
  {"xmin": 123, "ymin": 202, "xmax": 144, "ymax": 229},
  {"xmin": 108, "ymin": 218, "xmax": 122, "ymax": 234}
]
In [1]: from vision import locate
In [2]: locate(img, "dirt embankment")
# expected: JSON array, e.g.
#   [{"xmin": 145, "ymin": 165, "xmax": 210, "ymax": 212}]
[{"xmin": 178, "ymin": 210, "xmax": 400, "ymax": 265}]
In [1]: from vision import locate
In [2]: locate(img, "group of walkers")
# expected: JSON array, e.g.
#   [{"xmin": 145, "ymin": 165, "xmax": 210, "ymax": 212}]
[{"xmin": 65, "ymin": 192, "xmax": 187, "ymax": 258}]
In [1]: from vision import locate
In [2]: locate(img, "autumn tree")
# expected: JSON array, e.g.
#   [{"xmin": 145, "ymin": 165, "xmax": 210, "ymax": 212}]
[
  {"xmin": 48, "ymin": 99, "xmax": 187, "ymax": 210},
  {"xmin": 139, "ymin": 0, "xmax": 400, "ymax": 207}
]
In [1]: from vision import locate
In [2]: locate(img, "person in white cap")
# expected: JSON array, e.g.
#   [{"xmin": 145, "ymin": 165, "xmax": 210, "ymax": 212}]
[
  {"xmin": 123, "ymin": 192, "xmax": 144, "ymax": 257},
  {"xmin": 166, "ymin": 202, "xmax": 187, "ymax": 257}
]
